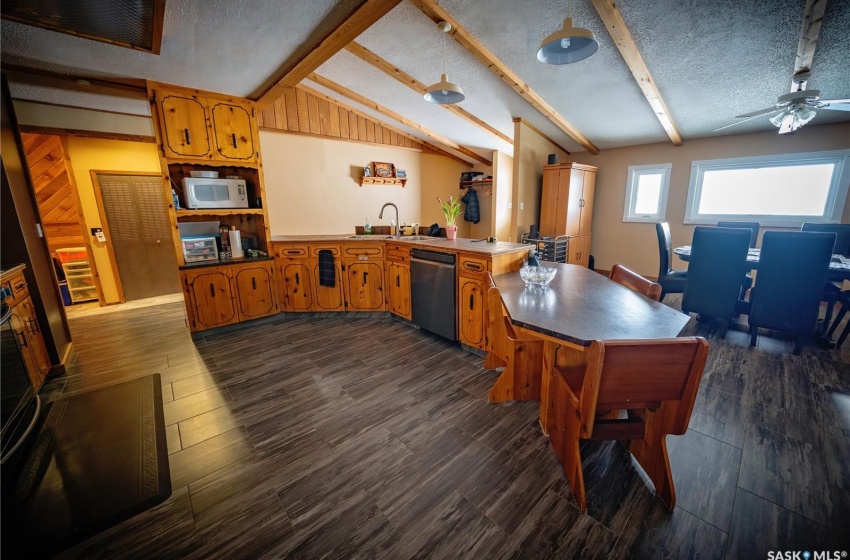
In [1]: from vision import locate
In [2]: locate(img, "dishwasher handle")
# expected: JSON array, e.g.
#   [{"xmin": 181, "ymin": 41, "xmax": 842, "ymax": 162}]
[{"xmin": 411, "ymin": 257, "xmax": 455, "ymax": 269}]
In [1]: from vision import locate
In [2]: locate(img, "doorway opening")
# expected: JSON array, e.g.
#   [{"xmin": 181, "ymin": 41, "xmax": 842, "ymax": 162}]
[{"xmin": 92, "ymin": 172, "xmax": 181, "ymax": 302}]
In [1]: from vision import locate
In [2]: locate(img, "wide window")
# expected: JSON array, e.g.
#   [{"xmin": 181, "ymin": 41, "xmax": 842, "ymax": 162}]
[
  {"xmin": 684, "ymin": 150, "xmax": 850, "ymax": 226},
  {"xmin": 623, "ymin": 163, "xmax": 671, "ymax": 222}
]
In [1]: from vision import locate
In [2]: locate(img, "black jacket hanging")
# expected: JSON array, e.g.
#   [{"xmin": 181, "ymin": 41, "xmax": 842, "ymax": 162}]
[{"xmin": 461, "ymin": 188, "xmax": 480, "ymax": 224}]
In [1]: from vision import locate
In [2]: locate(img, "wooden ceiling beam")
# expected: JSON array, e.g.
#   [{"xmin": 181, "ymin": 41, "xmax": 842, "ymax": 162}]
[
  {"xmin": 297, "ymin": 84, "xmax": 472, "ymax": 167},
  {"xmin": 410, "ymin": 0, "xmax": 598, "ymax": 155},
  {"xmin": 308, "ymin": 73, "xmax": 491, "ymax": 166},
  {"xmin": 591, "ymin": 0, "xmax": 683, "ymax": 146},
  {"xmin": 792, "ymin": 0, "xmax": 827, "ymax": 91},
  {"xmin": 512, "ymin": 118, "xmax": 570, "ymax": 156},
  {"xmin": 345, "ymin": 41, "xmax": 513, "ymax": 145},
  {"xmin": 2, "ymin": 63, "xmax": 148, "ymax": 98},
  {"xmin": 255, "ymin": 0, "xmax": 402, "ymax": 109}
]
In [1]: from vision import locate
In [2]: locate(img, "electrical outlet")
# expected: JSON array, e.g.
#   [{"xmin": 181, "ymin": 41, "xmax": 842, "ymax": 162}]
[
  {"xmin": 520, "ymin": 202, "xmax": 524, "ymax": 210},
  {"xmin": 507, "ymin": 202, "xmax": 512, "ymax": 209}
]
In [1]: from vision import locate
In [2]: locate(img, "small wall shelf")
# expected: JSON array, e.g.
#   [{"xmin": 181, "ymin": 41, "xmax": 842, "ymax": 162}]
[{"xmin": 360, "ymin": 177, "xmax": 407, "ymax": 187}]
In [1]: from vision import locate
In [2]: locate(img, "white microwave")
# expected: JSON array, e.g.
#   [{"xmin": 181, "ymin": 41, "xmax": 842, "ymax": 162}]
[{"xmin": 182, "ymin": 177, "xmax": 248, "ymax": 209}]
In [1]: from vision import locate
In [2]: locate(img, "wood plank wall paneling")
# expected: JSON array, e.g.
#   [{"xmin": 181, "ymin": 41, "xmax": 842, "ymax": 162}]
[
  {"xmin": 258, "ymin": 87, "xmax": 425, "ymax": 151},
  {"xmin": 21, "ymin": 133, "xmax": 85, "ymax": 252}
]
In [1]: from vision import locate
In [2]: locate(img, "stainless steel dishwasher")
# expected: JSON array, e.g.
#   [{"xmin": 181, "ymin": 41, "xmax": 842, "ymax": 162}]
[{"xmin": 411, "ymin": 249, "xmax": 456, "ymax": 341}]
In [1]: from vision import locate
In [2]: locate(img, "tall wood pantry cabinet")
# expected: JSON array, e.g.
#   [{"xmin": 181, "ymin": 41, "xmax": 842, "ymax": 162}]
[{"xmin": 539, "ymin": 163, "xmax": 598, "ymax": 268}]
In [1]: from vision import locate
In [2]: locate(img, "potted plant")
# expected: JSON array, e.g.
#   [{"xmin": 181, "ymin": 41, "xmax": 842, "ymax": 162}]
[{"xmin": 437, "ymin": 196, "xmax": 461, "ymax": 240}]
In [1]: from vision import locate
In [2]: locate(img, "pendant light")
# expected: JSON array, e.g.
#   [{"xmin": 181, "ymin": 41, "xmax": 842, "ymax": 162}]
[
  {"xmin": 537, "ymin": 0, "xmax": 598, "ymax": 64},
  {"xmin": 424, "ymin": 21, "xmax": 465, "ymax": 105}
]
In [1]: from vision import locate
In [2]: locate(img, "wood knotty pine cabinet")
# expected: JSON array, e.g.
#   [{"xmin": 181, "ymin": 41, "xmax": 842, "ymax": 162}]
[
  {"xmin": 539, "ymin": 163, "xmax": 598, "ymax": 268},
  {"xmin": 273, "ymin": 243, "xmax": 387, "ymax": 313},
  {"xmin": 181, "ymin": 260, "xmax": 277, "ymax": 332},
  {"xmin": 385, "ymin": 243, "xmax": 411, "ymax": 319},
  {"xmin": 154, "ymin": 88, "xmax": 258, "ymax": 164},
  {"xmin": 1, "ymin": 267, "xmax": 51, "ymax": 388}
]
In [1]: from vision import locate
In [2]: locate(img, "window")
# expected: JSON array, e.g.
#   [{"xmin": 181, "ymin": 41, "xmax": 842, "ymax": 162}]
[
  {"xmin": 684, "ymin": 150, "xmax": 850, "ymax": 227},
  {"xmin": 623, "ymin": 163, "xmax": 671, "ymax": 222}
]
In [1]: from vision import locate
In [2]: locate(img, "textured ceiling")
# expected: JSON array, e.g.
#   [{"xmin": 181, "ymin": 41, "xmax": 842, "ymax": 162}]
[{"xmin": 2, "ymin": 0, "xmax": 848, "ymax": 154}]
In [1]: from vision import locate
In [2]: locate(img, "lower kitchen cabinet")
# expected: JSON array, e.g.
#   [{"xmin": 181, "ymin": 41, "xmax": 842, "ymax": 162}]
[
  {"xmin": 311, "ymin": 259, "xmax": 345, "ymax": 311},
  {"xmin": 345, "ymin": 261, "xmax": 385, "ymax": 311},
  {"xmin": 11, "ymin": 297, "xmax": 51, "ymax": 388},
  {"xmin": 181, "ymin": 259, "xmax": 278, "ymax": 332},
  {"xmin": 386, "ymin": 262, "xmax": 411, "ymax": 319},
  {"xmin": 279, "ymin": 260, "xmax": 313, "ymax": 311},
  {"xmin": 184, "ymin": 267, "xmax": 239, "ymax": 330},
  {"xmin": 234, "ymin": 262, "xmax": 276, "ymax": 320},
  {"xmin": 458, "ymin": 276, "xmax": 485, "ymax": 348}
]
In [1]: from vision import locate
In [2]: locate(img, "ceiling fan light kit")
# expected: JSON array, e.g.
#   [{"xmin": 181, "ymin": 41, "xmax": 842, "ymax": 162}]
[
  {"xmin": 537, "ymin": 17, "xmax": 599, "ymax": 64},
  {"xmin": 424, "ymin": 21, "xmax": 465, "ymax": 105}
]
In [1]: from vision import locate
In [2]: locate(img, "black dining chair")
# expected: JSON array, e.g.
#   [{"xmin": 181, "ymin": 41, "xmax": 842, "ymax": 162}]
[
  {"xmin": 717, "ymin": 221, "xmax": 760, "ymax": 298},
  {"xmin": 681, "ymin": 227, "xmax": 751, "ymax": 337},
  {"xmin": 746, "ymin": 231, "xmax": 835, "ymax": 355},
  {"xmin": 801, "ymin": 223, "xmax": 850, "ymax": 330},
  {"xmin": 717, "ymin": 221, "xmax": 759, "ymax": 248},
  {"xmin": 655, "ymin": 222, "xmax": 687, "ymax": 301},
  {"xmin": 826, "ymin": 290, "xmax": 850, "ymax": 349}
]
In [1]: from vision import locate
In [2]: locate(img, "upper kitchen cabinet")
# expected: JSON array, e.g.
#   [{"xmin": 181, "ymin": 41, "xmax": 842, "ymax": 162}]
[
  {"xmin": 539, "ymin": 163, "xmax": 598, "ymax": 238},
  {"xmin": 210, "ymin": 100, "xmax": 256, "ymax": 162},
  {"xmin": 157, "ymin": 91, "xmax": 213, "ymax": 160},
  {"xmin": 152, "ymin": 84, "xmax": 259, "ymax": 165}
]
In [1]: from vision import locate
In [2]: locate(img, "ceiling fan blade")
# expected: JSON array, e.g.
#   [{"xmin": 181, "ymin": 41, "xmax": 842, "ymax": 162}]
[
  {"xmin": 819, "ymin": 100, "xmax": 850, "ymax": 112},
  {"xmin": 713, "ymin": 114, "xmax": 768, "ymax": 132},
  {"xmin": 778, "ymin": 118, "xmax": 794, "ymax": 134},
  {"xmin": 736, "ymin": 106, "xmax": 781, "ymax": 118}
]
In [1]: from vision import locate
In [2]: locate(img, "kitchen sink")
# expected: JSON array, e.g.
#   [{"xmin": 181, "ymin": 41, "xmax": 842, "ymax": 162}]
[
  {"xmin": 404, "ymin": 236, "xmax": 430, "ymax": 241},
  {"xmin": 346, "ymin": 235, "xmax": 394, "ymax": 239}
]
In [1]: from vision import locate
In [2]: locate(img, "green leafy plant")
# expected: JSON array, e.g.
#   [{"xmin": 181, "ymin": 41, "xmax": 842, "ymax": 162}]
[{"xmin": 437, "ymin": 196, "xmax": 462, "ymax": 226}]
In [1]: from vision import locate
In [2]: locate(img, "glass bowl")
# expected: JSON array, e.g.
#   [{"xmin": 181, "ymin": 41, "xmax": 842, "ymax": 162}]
[{"xmin": 519, "ymin": 265, "xmax": 557, "ymax": 286}]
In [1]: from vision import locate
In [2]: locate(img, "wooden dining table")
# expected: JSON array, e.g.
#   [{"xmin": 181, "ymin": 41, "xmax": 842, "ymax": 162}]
[
  {"xmin": 491, "ymin": 264, "xmax": 691, "ymax": 432},
  {"xmin": 674, "ymin": 245, "xmax": 850, "ymax": 280}
]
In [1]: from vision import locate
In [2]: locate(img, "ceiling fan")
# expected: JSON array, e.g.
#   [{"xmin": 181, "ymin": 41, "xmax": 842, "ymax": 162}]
[{"xmin": 715, "ymin": 72, "xmax": 850, "ymax": 134}]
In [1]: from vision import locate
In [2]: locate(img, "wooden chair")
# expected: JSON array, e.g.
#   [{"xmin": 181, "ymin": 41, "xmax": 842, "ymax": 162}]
[
  {"xmin": 545, "ymin": 337, "xmax": 709, "ymax": 512},
  {"xmin": 609, "ymin": 264, "xmax": 662, "ymax": 301},
  {"xmin": 484, "ymin": 272, "xmax": 544, "ymax": 402}
]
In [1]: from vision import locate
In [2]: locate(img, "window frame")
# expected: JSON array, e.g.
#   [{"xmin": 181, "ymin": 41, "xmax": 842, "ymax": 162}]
[
  {"xmin": 683, "ymin": 150, "xmax": 850, "ymax": 227},
  {"xmin": 622, "ymin": 163, "xmax": 672, "ymax": 223}
]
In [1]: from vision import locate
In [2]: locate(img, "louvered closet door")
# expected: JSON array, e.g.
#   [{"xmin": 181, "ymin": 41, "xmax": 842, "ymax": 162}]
[{"xmin": 97, "ymin": 175, "xmax": 181, "ymax": 301}]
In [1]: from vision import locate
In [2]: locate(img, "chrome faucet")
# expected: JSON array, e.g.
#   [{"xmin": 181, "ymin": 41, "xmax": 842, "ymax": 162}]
[{"xmin": 378, "ymin": 203, "xmax": 400, "ymax": 237}]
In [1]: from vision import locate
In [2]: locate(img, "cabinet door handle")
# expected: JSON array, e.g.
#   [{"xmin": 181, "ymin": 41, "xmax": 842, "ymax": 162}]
[
  {"xmin": 466, "ymin": 263, "xmax": 482, "ymax": 271},
  {"xmin": 232, "ymin": 133, "xmax": 237, "ymax": 148},
  {"xmin": 209, "ymin": 283, "xmax": 215, "ymax": 297},
  {"xmin": 295, "ymin": 272, "xmax": 300, "ymax": 285},
  {"xmin": 396, "ymin": 275, "xmax": 400, "ymax": 288},
  {"xmin": 252, "ymin": 277, "xmax": 257, "ymax": 290},
  {"xmin": 16, "ymin": 329, "xmax": 27, "ymax": 347},
  {"xmin": 469, "ymin": 294, "xmax": 474, "ymax": 310},
  {"xmin": 363, "ymin": 272, "xmax": 368, "ymax": 285},
  {"xmin": 286, "ymin": 250, "xmax": 300, "ymax": 255},
  {"xmin": 26, "ymin": 317, "xmax": 40, "ymax": 333},
  {"xmin": 15, "ymin": 282, "xmax": 27, "ymax": 291},
  {"xmin": 184, "ymin": 128, "xmax": 191, "ymax": 145}
]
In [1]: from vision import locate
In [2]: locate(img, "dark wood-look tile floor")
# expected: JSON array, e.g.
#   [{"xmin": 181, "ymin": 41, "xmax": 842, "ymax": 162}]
[{"xmin": 37, "ymin": 296, "xmax": 850, "ymax": 559}]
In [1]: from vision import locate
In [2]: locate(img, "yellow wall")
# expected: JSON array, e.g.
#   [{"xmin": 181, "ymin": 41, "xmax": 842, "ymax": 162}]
[
  {"xmin": 493, "ymin": 150, "xmax": 513, "ymax": 242},
  {"xmin": 63, "ymin": 137, "xmax": 162, "ymax": 303},
  {"xmin": 511, "ymin": 121, "xmax": 570, "ymax": 242},
  {"xmin": 572, "ymin": 121, "xmax": 850, "ymax": 276},
  {"xmin": 260, "ymin": 130, "xmax": 487, "ymax": 238}
]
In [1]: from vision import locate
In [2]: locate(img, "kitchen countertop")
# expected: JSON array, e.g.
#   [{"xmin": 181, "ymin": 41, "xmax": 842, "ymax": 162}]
[
  {"xmin": 270, "ymin": 235, "xmax": 531, "ymax": 256},
  {"xmin": 0, "ymin": 264, "xmax": 26, "ymax": 279}
]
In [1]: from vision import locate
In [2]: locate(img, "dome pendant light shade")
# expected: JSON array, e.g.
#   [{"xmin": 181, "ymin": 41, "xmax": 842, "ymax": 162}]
[
  {"xmin": 537, "ymin": 18, "xmax": 598, "ymax": 64},
  {"xmin": 424, "ymin": 73, "xmax": 465, "ymax": 104}
]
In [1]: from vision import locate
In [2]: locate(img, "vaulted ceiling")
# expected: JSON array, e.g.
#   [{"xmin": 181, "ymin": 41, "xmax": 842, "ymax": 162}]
[{"xmin": 2, "ymin": 0, "xmax": 848, "ymax": 158}]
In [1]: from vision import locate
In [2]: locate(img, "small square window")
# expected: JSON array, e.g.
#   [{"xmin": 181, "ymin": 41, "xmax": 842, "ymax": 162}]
[{"xmin": 623, "ymin": 163, "xmax": 671, "ymax": 223}]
